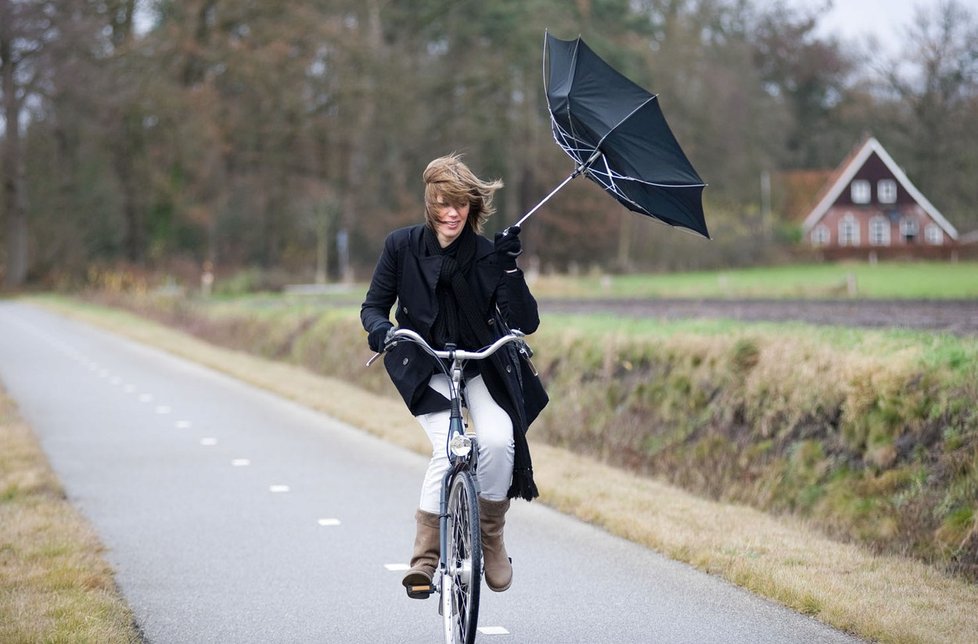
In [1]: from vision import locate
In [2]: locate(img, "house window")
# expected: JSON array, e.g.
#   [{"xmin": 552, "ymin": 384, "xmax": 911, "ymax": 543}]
[
  {"xmin": 869, "ymin": 216, "xmax": 890, "ymax": 246},
  {"xmin": 925, "ymin": 224, "xmax": 943, "ymax": 245},
  {"xmin": 878, "ymin": 179, "xmax": 897, "ymax": 204},
  {"xmin": 900, "ymin": 217, "xmax": 919, "ymax": 243},
  {"xmin": 812, "ymin": 224, "xmax": 829, "ymax": 246},
  {"xmin": 839, "ymin": 214, "xmax": 860, "ymax": 246},
  {"xmin": 851, "ymin": 180, "xmax": 871, "ymax": 204}
]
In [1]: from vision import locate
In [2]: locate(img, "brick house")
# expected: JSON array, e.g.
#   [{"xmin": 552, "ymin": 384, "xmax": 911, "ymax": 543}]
[{"xmin": 801, "ymin": 137, "xmax": 959, "ymax": 258}]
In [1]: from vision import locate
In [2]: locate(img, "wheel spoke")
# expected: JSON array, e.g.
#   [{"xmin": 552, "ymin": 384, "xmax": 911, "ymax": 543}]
[{"xmin": 442, "ymin": 472, "xmax": 481, "ymax": 644}]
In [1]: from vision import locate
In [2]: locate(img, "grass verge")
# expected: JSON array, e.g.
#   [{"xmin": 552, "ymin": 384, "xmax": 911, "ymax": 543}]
[
  {"xmin": 0, "ymin": 385, "xmax": 140, "ymax": 643},
  {"xmin": 31, "ymin": 295, "xmax": 978, "ymax": 644}
]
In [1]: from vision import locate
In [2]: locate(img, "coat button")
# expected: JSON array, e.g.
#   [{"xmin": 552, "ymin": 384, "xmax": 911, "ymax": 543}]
[
  {"xmin": 488, "ymin": 318, "xmax": 495, "ymax": 325},
  {"xmin": 506, "ymin": 365, "xmax": 512, "ymax": 373},
  {"xmin": 403, "ymin": 306, "xmax": 409, "ymax": 314},
  {"xmin": 403, "ymin": 358, "xmax": 409, "ymax": 366}
]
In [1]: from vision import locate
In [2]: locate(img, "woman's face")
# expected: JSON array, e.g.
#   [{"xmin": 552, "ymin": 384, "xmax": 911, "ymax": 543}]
[{"xmin": 431, "ymin": 195, "xmax": 470, "ymax": 247}]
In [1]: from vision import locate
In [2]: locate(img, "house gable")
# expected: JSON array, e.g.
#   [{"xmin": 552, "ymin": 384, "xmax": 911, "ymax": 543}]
[{"xmin": 802, "ymin": 137, "xmax": 959, "ymax": 241}]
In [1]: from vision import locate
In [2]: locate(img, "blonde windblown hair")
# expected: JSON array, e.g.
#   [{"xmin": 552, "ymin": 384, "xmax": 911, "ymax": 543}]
[{"xmin": 423, "ymin": 153, "xmax": 503, "ymax": 233}]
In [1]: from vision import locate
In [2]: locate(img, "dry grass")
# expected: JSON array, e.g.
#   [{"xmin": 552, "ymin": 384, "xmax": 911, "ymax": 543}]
[
  {"xmin": 533, "ymin": 446, "xmax": 978, "ymax": 643},
  {"xmin": 0, "ymin": 388, "xmax": 140, "ymax": 643},
  {"xmin": 33, "ymin": 296, "xmax": 978, "ymax": 643}
]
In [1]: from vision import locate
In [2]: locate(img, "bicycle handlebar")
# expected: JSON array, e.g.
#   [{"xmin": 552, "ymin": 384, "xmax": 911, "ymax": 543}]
[{"xmin": 365, "ymin": 327, "xmax": 527, "ymax": 367}]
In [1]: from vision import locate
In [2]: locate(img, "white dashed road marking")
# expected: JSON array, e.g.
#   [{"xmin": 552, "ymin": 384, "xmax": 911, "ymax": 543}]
[
  {"xmin": 52, "ymin": 340, "xmax": 356, "ymax": 582},
  {"xmin": 478, "ymin": 626, "xmax": 510, "ymax": 635},
  {"xmin": 384, "ymin": 563, "xmax": 410, "ymax": 572}
]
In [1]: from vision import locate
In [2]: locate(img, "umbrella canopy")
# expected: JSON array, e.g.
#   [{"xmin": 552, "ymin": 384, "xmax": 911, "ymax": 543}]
[{"xmin": 520, "ymin": 33, "xmax": 709, "ymax": 239}]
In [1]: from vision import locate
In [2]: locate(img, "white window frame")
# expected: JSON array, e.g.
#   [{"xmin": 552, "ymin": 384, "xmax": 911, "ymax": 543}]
[
  {"xmin": 900, "ymin": 217, "xmax": 919, "ymax": 242},
  {"xmin": 878, "ymin": 179, "xmax": 897, "ymax": 204},
  {"xmin": 925, "ymin": 224, "xmax": 943, "ymax": 245},
  {"xmin": 839, "ymin": 213, "xmax": 860, "ymax": 246},
  {"xmin": 869, "ymin": 215, "xmax": 890, "ymax": 246},
  {"xmin": 851, "ymin": 180, "xmax": 871, "ymax": 204},
  {"xmin": 812, "ymin": 224, "xmax": 830, "ymax": 246}
]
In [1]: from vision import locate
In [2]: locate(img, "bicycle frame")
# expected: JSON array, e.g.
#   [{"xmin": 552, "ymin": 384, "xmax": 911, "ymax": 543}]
[
  {"xmin": 367, "ymin": 327, "xmax": 529, "ymax": 643},
  {"xmin": 370, "ymin": 328, "xmax": 528, "ymax": 558}
]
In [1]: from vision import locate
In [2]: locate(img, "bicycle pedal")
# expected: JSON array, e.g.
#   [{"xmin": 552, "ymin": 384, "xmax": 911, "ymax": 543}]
[{"xmin": 406, "ymin": 584, "xmax": 434, "ymax": 600}]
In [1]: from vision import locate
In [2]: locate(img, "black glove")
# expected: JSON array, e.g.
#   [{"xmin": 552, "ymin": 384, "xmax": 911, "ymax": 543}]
[
  {"xmin": 494, "ymin": 225, "xmax": 523, "ymax": 270},
  {"xmin": 368, "ymin": 322, "xmax": 394, "ymax": 353}
]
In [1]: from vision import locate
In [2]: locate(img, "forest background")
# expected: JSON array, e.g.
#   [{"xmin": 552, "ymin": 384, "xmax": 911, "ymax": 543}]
[{"xmin": 2, "ymin": 0, "xmax": 977, "ymax": 290}]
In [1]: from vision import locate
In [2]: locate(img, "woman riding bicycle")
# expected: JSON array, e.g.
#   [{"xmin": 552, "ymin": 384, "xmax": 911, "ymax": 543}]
[{"xmin": 360, "ymin": 153, "xmax": 547, "ymax": 597}]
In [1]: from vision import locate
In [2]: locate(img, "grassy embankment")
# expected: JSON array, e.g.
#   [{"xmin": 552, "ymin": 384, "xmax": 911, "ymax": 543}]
[
  {"xmin": 0, "ymin": 386, "xmax": 140, "ymax": 642},
  {"xmin": 87, "ymin": 290, "xmax": 978, "ymax": 577},
  {"xmin": 31, "ymin": 284, "xmax": 978, "ymax": 643}
]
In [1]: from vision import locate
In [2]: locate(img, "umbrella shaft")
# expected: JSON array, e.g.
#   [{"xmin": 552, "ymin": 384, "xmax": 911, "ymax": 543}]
[
  {"xmin": 514, "ymin": 170, "xmax": 578, "ymax": 228},
  {"xmin": 514, "ymin": 150, "xmax": 601, "ymax": 228}
]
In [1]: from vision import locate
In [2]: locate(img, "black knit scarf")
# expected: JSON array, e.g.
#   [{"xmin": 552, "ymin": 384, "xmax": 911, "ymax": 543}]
[
  {"xmin": 423, "ymin": 225, "xmax": 539, "ymax": 500},
  {"xmin": 427, "ymin": 225, "xmax": 479, "ymax": 350}
]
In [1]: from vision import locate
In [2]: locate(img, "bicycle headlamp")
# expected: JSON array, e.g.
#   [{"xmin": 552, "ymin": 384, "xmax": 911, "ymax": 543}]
[{"xmin": 449, "ymin": 434, "xmax": 472, "ymax": 457}]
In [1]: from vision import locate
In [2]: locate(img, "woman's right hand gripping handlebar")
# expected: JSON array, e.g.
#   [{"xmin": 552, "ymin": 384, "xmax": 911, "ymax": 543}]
[
  {"xmin": 367, "ymin": 322, "xmax": 396, "ymax": 353},
  {"xmin": 365, "ymin": 324, "xmax": 399, "ymax": 367}
]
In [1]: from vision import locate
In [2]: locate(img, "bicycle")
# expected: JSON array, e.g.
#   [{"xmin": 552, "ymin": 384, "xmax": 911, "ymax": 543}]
[{"xmin": 367, "ymin": 327, "xmax": 531, "ymax": 644}]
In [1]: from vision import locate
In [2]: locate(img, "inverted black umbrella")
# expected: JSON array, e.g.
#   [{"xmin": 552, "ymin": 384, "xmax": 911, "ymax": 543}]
[{"xmin": 516, "ymin": 33, "xmax": 709, "ymax": 238}]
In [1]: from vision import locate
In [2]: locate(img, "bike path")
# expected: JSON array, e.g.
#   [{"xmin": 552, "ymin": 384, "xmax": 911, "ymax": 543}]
[{"xmin": 0, "ymin": 302, "xmax": 860, "ymax": 643}]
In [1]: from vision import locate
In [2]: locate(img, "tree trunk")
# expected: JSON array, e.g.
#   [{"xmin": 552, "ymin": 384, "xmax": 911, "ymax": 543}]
[
  {"xmin": 113, "ymin": 126, "xmax": 144, "ymax": 264},
  {"xmin": 1, "ymin": 19, "xmax": 29, "ymax": 288},
  {"xmin": 339, "ymin": 0, "xmax": 383, "ymax": 283}
]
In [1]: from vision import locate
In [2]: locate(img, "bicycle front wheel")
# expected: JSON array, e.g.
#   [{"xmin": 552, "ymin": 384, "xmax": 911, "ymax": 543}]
[{"xmin": 442, "ymin": 470, "xmax": 482, "ymax": 644}]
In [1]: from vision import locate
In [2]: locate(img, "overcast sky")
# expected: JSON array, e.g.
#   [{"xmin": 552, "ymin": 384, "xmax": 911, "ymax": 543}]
[{"xmin": 783, "ymin": 0, "xmax": 978, "ymax": 55}]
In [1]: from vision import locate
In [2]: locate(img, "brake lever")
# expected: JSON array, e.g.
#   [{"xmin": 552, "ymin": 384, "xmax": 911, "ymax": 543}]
[
  {"xmin": 365, "ymin": 338, "xmax": 400, "ymax": 367},
  {"xmin": 517, "ymin": 343, "xmax": 538, "ymax": 376}
]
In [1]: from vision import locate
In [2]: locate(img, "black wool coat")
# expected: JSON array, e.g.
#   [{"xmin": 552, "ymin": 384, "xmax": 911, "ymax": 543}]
[{"xmin": 360, "ymin": 224, "xmax": 548, "ymax": 431}]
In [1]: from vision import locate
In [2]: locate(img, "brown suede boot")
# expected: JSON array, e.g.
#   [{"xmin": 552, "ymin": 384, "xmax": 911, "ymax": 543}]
[
  {"xmin": 402, "ymin": 509, "xmax": 440, "ymax": 599},
  {"xmin": 479, "ymin": 497, "xmax": 513, "ymax": 592}
]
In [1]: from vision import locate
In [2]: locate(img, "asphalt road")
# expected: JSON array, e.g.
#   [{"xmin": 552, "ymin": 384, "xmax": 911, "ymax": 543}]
[{"xmin": 0, "ymin": 301, "xmax": 861, "ymax": 643}]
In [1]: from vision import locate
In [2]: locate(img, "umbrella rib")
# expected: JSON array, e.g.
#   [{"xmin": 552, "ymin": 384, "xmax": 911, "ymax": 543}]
[
  {"xmin": 592, "ymin": 94, "xmax": 660, "ymax": 150},
  {"xmin": 591, "ymin": 156, "xmax": 654, "ymax": 216},
  {"xmin": 605, "ymin": 171, "xmax": 706, "ymax": 189},
  {"xmin": 552, "ymin": 104, "xmax": 706, "ymax": 188},
  {"xmin": 550, "ymin": 116, "xmax": 706, "ymax": 196},
  {"xmin": 544, "ymin": 37, "xmax": 584, "ymax": 158},
  {"xmin": 584, "ymin": 151, "xmax": 706, "ymax": 189},
  {"xmin": 550, "ymin": 118, "xmax": 589, "ymax": 163},
  {"xmin": 611, "ymin": 169, "xmax": 706, "ymax": 188}
]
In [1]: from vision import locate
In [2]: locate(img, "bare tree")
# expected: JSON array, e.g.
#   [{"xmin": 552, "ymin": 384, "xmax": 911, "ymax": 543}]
[
  {"xmin": 879, "ymin": 0, "xmax": 978, "ymax": 230},
  {"xmin": 0, "ymin": 0, "xmax": 48, "ymax": 287}
]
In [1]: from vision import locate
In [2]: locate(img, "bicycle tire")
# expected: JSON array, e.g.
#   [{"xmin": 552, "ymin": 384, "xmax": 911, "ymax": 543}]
[{"xmin": 442, "ymin": 470, "xmax": 482, "ymax": 644}]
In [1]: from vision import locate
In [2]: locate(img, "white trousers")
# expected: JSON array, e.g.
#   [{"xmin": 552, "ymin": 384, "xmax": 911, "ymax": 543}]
[{"xmin": 415, "ymin": 374, "xmax": 515, "ymax": 513}]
